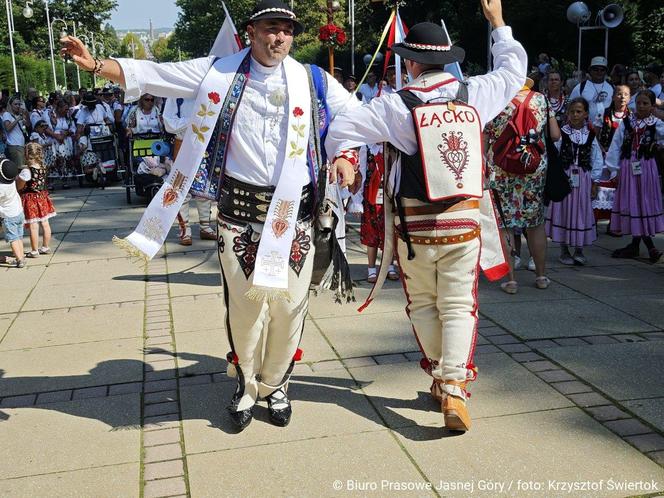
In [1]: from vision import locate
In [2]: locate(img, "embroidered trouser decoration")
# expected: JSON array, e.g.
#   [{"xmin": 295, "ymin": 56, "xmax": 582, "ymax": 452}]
[
  {"xmin": 218, "ymin": 218, "xmax": 314, "ymax": 412},
  {"xmin": 395, "ymin": 198, "xmax": 480, "ymax": 399}
]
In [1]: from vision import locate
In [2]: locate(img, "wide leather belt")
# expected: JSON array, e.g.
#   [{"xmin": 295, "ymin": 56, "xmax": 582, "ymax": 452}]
[
  {"xmin": 217, "ymin": 175, "xmax": 314, "ymax": 225},
  {"xmin": 397, "ymin": 226, "xmax": 481, "ymax": 246},
  {"xmin": 401, "ymin": 199, "xmax": 479, "ymax": 217}
]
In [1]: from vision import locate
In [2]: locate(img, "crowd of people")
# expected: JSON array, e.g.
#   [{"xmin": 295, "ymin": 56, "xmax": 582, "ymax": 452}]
[
  {"xmin": 0, "ymin": 85, "xmax": 167, "ymax": 188},
  {"xmin": 484, "ymin": 55, "xmax": 664, "ymax": 294},
  {"xmin": 0, "ymin": 85, "xmax": 174, "ymax": 267}
]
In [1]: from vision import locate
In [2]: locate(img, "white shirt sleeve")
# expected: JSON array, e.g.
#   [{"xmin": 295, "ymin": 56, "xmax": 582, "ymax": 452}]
[
  {"xmin": 162, "ymin": 98, "xmax": 190, "ymax": 135},
  {"xmin": 75, "ymin": 109, "xmax": 87, "ymax": 127},
  {"xmin": 570, "ymin": 83, "xmax": 581, "ymax": 100},
  {"xmin": 30, "ymin": 111, "xmax": 41, "ymax": 129},
  {"xmin": 604, "ymin": 121, "xmax": 624, "ymax": 171},
  {"xmin": 656, "ymin": 118, "xmax": 664, "ymax": 144},
  {"xmin": 466, "ymin": 26, "xmax": 528, "ymax": 125},
  {"xmin": 323, "ymin": 72, "xmax": 363, "ymax": 121},
  {"xmin": 590, "ymin": 137, "xmax": 604, "ymax": 181},
  {"xmin": 113, "ymin": 56, "xmax": 215, "ymax": 102},
  {"xmin": 18, "ymin": 168, "xmax": 31, "ymax": 181},
  {"xmin": 325, "ymin": 93, "xmax": 416, "ymax": 158}
]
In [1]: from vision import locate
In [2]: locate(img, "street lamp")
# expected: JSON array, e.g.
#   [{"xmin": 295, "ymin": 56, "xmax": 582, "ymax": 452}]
[
  {"xmin": 21, "ymin": 0, "xmax": 32, "ymax": 18},
  {"xmin": 22, "ymin": 0, "xmax": 58, "ymax": 90},
  {"xmin": 4, "ymin": 0, "xmax": 19, "ymax": 92},
  {"xmin": 52, "ymin": 18, "xmax": 68, "ymax": 89},
  {"xmin": 71, "ymin": 21, "xmax": 81, "ymax": 88}
]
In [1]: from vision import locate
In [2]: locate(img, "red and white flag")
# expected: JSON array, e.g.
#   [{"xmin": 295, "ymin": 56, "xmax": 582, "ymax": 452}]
[
  {"xmin": 210, "ymin": 2, "xmax": 244, "ymax": 57},
  {"xmin": 379, "ymin": 8, "xmax": 409, "ymax": 96}
]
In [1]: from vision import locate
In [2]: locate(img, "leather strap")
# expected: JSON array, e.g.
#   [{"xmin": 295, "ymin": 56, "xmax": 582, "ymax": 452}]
[
  {"xmin": 397, "ymin": 226, "xmax": 481, "ymax": 246},
  {"xmin": 402, "ymin": 199, "xmax": 479, "ymax": 217}
]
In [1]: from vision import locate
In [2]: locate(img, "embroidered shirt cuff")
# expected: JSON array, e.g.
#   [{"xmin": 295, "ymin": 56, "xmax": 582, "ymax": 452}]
[
  {"xmin": 335, "ymin": 149, "xmax": 360, "ymax": 172},
  {"xmin": 491, "ymin": 26, "xmax": 513, "ymax": 43},
  {"xmin": 113, "ymin": 58, "xmax": 141, "ymax": 103}
]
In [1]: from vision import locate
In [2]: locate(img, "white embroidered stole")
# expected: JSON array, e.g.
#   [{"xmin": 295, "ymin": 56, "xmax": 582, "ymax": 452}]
[{"xmin": 248, "ymin": 56, "xmax": 312, "ymax": 301}]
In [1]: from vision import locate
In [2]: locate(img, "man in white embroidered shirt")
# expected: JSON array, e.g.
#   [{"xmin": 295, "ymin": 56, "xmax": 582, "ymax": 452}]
[
  {"xmin": 61, "ymin": 0, "xmax": 360, "ymax": 432},
  {"xmin": 326, "ymin": 0, "xmax": 527, "ymax": 433}
]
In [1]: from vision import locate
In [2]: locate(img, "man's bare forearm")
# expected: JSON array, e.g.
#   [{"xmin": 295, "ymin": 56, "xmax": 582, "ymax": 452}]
[{"xmin": 97, "ymin": 59, "xmax": 126, "ymax": 88}]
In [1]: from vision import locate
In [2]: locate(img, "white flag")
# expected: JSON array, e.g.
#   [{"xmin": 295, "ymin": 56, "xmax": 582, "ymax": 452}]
[{"xmin": 210, "ymin": 2, "xmax": 243, "ymax": 57}]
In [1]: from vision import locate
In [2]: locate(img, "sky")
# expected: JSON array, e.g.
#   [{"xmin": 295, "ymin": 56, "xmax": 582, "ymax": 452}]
[{"xmin": 109, "ymin": 0, "xmax": 180, "ymax": 30}]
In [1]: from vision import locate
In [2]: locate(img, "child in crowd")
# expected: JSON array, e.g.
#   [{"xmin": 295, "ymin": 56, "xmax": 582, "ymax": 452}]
[
  {"xmin": 0, "ymin": 159, "xmax": 27, "ymax": 267},
  {"xmin": 606, "ymin": 90, "xmax": 664, "ymax": 262},
  {"xmin": 29, "ymin": 119, "xmax": 56, "ymax": 174},
  {"xmin": 546, "ymin": 98, "xmax": 604, "ymax": 265},
  {"xmin": 19, "ymin": 143, "xmax": 56, "ymax": 257},
  {"xmin": 595, "ymin": 84, "xmax": 631, "ymax": 236}
]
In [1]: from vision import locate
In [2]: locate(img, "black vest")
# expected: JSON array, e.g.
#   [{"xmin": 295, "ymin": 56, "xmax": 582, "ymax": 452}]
[
  {"xmin": 560, "ymin": 128, "xmax": 596, "ymax": 172},
  {"xmin": 620, "ymin": 117, "xmax": 658, "ymax": 160},
  {"xmin": 396, "ymin": 81, "xmax": 469, "ymax": 203},
  {"xmin": 598, "ymin": 106, "xmax": 627, "ymax": 150}
]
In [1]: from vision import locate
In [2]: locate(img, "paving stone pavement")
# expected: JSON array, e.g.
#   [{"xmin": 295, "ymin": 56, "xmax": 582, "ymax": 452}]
[{"xmin": 0, "ymin": 185, "xmax": 663, "ymax": 497}]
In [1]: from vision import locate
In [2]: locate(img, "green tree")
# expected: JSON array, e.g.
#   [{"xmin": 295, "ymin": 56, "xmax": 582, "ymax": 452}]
[
  {"xmin": 152, "ymin": 35, "xmax": 180, "ymax": 62},
  {"xmin": 118, "ymin": 32, "xmax": 147, "ymax": 59},
  {"xmin": 0, "ymin": 0, "xmax": 117, "ymax": 92},
  {"xmin": 0, "ymin": 0, "xmax": 118, "ymax": 59}
]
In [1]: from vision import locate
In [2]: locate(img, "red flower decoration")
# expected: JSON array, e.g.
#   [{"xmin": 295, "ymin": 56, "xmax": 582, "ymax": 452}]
[
  {"xmin": 293, "ymin": 107, "xmax": 304, "ymax": 118},
  {"xmin": 208, "ymin": 92, "xmax": 221, "ymax": 105},
  {"xmin": 318, "ymin": 23, "xmax": 347, "ymax": 47}
]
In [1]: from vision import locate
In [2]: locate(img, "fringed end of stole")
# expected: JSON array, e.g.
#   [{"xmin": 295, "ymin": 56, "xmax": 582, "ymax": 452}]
[
  {"xmin": 112, "ymin": 236, "xmax": 150, "ymax": 269},
  {"xmin": 244, "ymin": 286, "xmax": 292, "ymax": 303}
]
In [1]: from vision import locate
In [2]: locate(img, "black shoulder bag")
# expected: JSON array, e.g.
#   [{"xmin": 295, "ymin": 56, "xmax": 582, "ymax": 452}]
[{"xmin": 543, "ymin": 102, "xmax": 571, "ymax": 204}]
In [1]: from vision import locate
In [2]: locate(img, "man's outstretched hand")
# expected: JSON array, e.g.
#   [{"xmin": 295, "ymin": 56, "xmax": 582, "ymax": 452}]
[
  {"xmin": 60, "ymin": 36, "xmax": 95, "ymax": 71},
  {"xmin": 480, "ymin": 0, "xmax": 505, "ymax": 28}
]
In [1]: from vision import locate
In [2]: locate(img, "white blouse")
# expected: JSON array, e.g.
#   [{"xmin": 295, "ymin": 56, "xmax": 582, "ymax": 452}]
[
  {"xmin": 131, "ymin": 107, "xmax": 162, "ymax": 134},
  {"xmin": 605, "ymin": 115, "xmax": 664, "ymax": 171}
]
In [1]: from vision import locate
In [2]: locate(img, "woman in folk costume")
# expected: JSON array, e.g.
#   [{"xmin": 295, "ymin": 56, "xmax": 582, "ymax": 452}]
[
  {"xmin": 327, "ymin": 0, "xmax": 527, "ymax": 432},
  {"xmin": 607, "ymin": 90, "xmax": 664, "ymax": 263},
  {"xmin": 545, "ymin": 98, "xmax": 604, "ymax": 265},
  {"xmin": 61, "ymin": 0, "xmax": 360, "ymax": 431}
]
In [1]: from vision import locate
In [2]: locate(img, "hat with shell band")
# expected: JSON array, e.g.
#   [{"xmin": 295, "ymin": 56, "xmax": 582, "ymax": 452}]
[
  {"xmin": 241, "ymin": 0, "xmax": 304, "ymax": 36},
  {"xmin": 392, "ymin": 22, "xmax": 465, "ymax": 66}
]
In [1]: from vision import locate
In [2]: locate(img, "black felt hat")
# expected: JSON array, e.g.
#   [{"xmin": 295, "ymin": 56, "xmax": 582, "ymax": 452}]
[
  {"xmin": 392, "ymin": 22, "xmax": 465, "ymax": 66},
  {"xmin": 0, "ymin": 159, "xmax": 18, "ymax": 184},
  {"xmin": 241, "ymin": 0, "xmax": 303, "ymax": 36},
  {"xmin": 82, "ymin": 92, "xmax": 98, "ymax": 106}
]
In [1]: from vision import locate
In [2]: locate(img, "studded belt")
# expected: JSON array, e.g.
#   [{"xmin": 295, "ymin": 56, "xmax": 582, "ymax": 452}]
[
  {"xmin": 397, "ymin": 226, "xmax": 481, "ymax": 245},
  {"xmin": 217, "ymin": 175, "xmax": 314, "ymax": 225}
]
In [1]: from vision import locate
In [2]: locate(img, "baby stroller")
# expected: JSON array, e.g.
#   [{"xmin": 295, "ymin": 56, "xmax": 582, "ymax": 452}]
[
  {"xmin": 125, "ymin": 132, "xmax": 174, "ymax": 204},
  {"xmin": 79, "ymin": 123, "xmax": 119, "ymax": 188}
]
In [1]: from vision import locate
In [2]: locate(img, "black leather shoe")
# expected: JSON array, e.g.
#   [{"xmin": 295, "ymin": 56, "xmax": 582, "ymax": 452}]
[
  {"xmin": 266, "ymin": 388, "xmax": 292, "ymax": 427},
  {"xmin": 227, "ymin": 391, "xmax": 253, "ymax": 431},
  {"xmin": 228, "ymin": 406, "xmax": 253, "ymax": 431}
]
